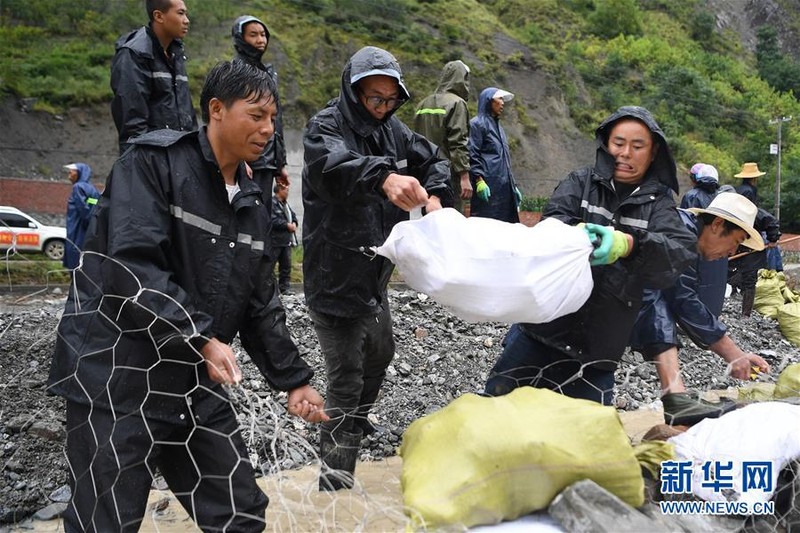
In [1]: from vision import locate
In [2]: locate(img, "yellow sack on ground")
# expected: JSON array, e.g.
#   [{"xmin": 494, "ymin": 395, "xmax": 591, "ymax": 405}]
[
  {"xmin": 738, "ymin": 383, "xmax": 777, "ymax": 401},
  {"xmin": 755, "ymin": 270, "xmax": 786, "ymax": 318},
  {"xmin": 777, "ymin": 302, "xmax": 800, "ymax": 346},
  {"xmin": 633, "ymin": 440, "xmax": 674, "ymax": 480},
  {"xmin": 399, "ymin": 388, "xmax": 644, "ymax": 530},
  {"xmin": 775, "ymin": 363, "xmax": 800, "ymax": 399},
  {"xmin": 782, "ymin": 285, "xmax": 800, "ymax": 304}
]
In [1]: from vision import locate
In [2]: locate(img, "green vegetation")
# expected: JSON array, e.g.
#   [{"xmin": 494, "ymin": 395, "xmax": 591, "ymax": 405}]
[
  {"xmin": 519, "ymin": 195, "xmax": 549, "ymax": 212},
  {"xmin": 2, "ymin": 0, "xmax": 800, "ymax": 226},
  {"xmin": 1, "ymin": 255, "xmax": 71, "ymax": 285}
]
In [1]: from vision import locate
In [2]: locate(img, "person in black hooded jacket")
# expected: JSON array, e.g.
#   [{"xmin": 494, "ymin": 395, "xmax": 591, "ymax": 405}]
[
  {"xmin": 484, "ymin": 106, "xmax": 696, "ymax": 406},
  {"xmin": 231, "ymin": 15, "xmax": 289, "ymax": 186},
  {"xmin": 49, "ymin": 60, "xmax": 327, "ymax": 532},
  {"xmin": 302, "ymin": 46, "xmax": 452, "ymax": 491},
  {"xmin": 111, "ymin": 0, "xmax": 198, "ymax": 154}
]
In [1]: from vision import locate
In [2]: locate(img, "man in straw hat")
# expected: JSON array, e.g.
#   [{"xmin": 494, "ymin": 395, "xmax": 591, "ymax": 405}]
[
  {"xmin": 734, "ymin": 161, "xmax": 765, "ymax": 203},
  {"xmin": 729, "ymin": 161, "xmax": 781, "ymax": 315},
  {"xmin": 631, "ymin": 192, "xmax": 771, "ymax": 426}
]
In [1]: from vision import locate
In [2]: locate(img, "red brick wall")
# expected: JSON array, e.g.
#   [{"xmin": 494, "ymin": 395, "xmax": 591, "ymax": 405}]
[{"xmin": 0, "ymin": 177, "xmax": 103, "ymax": 215}]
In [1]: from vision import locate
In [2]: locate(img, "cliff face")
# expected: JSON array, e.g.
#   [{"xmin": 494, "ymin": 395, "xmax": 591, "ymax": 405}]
[{"xmin": 709, "ymin": 0, "xmax": 800, "ymax": 56}]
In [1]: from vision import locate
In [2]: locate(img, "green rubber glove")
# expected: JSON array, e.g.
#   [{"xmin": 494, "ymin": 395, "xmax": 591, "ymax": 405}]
[
  {"xmin": 515, "ymin": 187, "xmax": 522, "ymax": 204},
  {"xmin": 583, "ymin": 223, "xmax": 633, "ymax": 265},
  {"xmin": 476, "ymin": 179, "xmax": 491, "ymax": 202}
]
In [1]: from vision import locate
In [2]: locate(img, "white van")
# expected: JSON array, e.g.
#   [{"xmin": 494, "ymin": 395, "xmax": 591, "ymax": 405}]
[{"xmin": 0, "ymin": 206, "xmax": 67, "ymax": 260}]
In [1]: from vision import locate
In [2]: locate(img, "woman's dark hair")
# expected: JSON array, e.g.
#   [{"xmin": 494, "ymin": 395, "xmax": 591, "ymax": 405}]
[{"xmin": 200, "ymin": 60, "xmax": 276, "ymax": 123}]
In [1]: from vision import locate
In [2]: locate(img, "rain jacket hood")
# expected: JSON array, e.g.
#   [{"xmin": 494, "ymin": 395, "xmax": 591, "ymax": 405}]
[
  {"xmin": 435, "ymin": 60, "xmax": 470, "ymax": 100},
  {"xmin": 72, "ymin": 163, "xmax": 92, "ymax": 184},
  {"xmin": 695, "ymin": 174, "xmax": 720, "ymax": 191},
  {"xmin": 595, "ymin": 106, "xmax": 679, "ymax": 194},
  {"xmin": 231, "ymin": 15, "xmax": 270, "ymax": 65},
  {"xmin": 337, "ymin": 46, "xmax": 410, "ymax": 137},
  {"xmin": 477, "ymin": 87, "xmax": 502, "ymax": 118}
]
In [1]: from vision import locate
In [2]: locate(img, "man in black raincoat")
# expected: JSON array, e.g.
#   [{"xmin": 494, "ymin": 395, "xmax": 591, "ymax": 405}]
[
  {"xmin": 302, "ymin": 46, "xmax": 452, "ymax": 490},
  {"xmin": 49, "ymin": 60, "xmax": 326, "ymax": 532},
  {"xmin": 111, "ymin": 0, "xmax": 198, "ymax": 154},
  {"xmin": 729, "ymin": 162, "xmax": 781, "ymax": 315},
  {"xmin": 485, "ymin": 106, "xmax": 696, "ymax": 405}
]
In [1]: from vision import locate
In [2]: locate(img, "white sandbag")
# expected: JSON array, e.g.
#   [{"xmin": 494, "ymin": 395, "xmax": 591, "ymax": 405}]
[
  {"xmin": 668, "ymin": 402, "xmax": 800, "ymax": 505},
  {"xmin": 374, "ymin": 208, "xmax": 593, "ymax": 323}
]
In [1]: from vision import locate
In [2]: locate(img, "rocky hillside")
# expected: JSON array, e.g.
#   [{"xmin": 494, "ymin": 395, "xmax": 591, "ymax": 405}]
[{"xmin": 2, "ymin": 0, "xmax": 800, "ymax": 202}]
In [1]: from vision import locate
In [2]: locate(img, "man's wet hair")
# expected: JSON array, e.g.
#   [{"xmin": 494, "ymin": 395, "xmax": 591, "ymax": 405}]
[
  {"xmin": 200, "ymin": 60, "xmax": 277, "ymax": 123},
  {"xmin": 697, "ymin": 213, "xmax": 743, "ymax": 235},
  {"xmin": 146, "ymin": 0, "xmax": 174, "ymax": 23}
]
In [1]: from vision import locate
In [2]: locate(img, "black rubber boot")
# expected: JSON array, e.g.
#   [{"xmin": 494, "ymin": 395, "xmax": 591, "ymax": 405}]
[
  {"xmin": 319, "ymin": 427, "xmax": 362, "ymax": 491},
  {"xmin": 662, "ymin": 392, "xmax": 737, "ymax": 426},
  {"xmin": 742, "ymin": 288, "xmax": 756, "ymax": 317}
]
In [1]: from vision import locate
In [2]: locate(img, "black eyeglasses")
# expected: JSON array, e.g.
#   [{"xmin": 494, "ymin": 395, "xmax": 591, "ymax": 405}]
[{"xmin": 361, "ymin": 93, "xmax": 405, "ymax": 110}]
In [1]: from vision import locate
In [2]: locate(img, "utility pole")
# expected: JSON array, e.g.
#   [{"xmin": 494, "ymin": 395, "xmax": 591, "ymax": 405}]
[{"xmin": 770, "ymin": 115, "xmax": 792, "ymax": 222}]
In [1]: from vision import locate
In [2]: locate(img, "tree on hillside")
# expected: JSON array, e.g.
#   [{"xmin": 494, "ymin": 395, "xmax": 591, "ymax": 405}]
[
  {"xmin": 588, "ymin": 0, "xmax": 643, "ymax": 39},
  {"xmin": 756, "ymin": 26, "xmax": 800, "ymax": 96}
]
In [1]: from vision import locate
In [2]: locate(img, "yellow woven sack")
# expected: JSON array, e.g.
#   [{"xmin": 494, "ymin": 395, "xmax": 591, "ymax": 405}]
[
  {"xmin": 755, "ymin": 270, "xmax": 786, "ymax": 318},
  {"xmin": 778, "ymin": 302, "xmax": 800, "ymax": 347},
  {"xmin": 399, "ymin": 388, "xmax": 644, "ymax": 529},
  {"xmin": 738, "ymin": 383, "xmax": 777, "ymax": 402},
  {"xmin": 774, "ymin": 363, "xmax": 800, "ymax": 399},
  {"xmin": 782, "ymin": 287, "xmax": 800, "ymax": 303}
]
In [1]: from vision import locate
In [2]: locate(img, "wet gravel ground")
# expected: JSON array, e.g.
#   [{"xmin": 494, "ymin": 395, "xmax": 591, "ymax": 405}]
[{"xmin": 1, "ymin": 286, "xmax": 798, "ymax": 524}]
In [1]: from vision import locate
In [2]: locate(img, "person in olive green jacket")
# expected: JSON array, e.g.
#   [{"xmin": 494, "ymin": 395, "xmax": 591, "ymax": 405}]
[{"xmin": 414, "ymin": 60, "xmax": 473, "ymax": 213}]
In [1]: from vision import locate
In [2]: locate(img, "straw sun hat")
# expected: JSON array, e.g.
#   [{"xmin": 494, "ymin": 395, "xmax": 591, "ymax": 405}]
[
  {"xmin": 688, "ymin": 192, "xmax": 764, "ymax": 250},
  {"xmin": 734, "ymin": 162, "xmax": 766, "ymax": 178}
]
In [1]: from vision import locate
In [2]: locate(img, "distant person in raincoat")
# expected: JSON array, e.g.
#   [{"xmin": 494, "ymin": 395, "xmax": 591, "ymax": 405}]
[
  {"xmin": 468, "ymin": 87, "xmax": 521, "ymax": 223},
  {"xmin": 414, "ymin": 60, "xmax": 473, "ymax": 214},
  {"xmin": 729, "ymin": 162, "xmax": 781, "ymax": 315},
  {"xmin": 679, "ymin": 162, "xmax": 718, "ymax": 209},
  {"xmin": 679, "ymin": 164, "xmax": 727, "ymax": 314},
  {"xmin": 62, "ymin": 163, "xmax": 99, "ymax": 270},
  {"xmin": 231, "ymin": 15, "xmax": 289, "ymax": 187}
]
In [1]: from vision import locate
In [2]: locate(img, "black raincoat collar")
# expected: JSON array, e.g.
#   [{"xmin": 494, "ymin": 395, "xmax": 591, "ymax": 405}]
[{"xmin": 198, "ymin": 127, "xmax": 253, "ymax": 191}]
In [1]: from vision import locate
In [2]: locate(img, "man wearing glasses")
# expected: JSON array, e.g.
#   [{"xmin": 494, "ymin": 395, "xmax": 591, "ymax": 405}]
[{"xmin": 302, "ymin": 46, "xmax": 452, "ymax": 491}]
